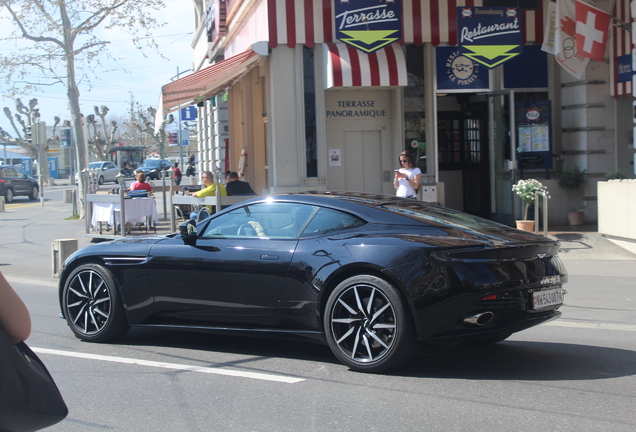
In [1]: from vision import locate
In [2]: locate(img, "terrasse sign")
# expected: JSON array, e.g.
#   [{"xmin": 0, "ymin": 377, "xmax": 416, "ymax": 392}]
[{"xmin": 335, "ymin": 0, "xmax": 402, "ymax": 53}]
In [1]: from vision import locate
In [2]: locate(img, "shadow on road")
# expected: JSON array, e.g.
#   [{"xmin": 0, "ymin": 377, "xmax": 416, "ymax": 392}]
[{"xmin": 109, "ymin": 327, "xmax": 636, "ymax": 380}]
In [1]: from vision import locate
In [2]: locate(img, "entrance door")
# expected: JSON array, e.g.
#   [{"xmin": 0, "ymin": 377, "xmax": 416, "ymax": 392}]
[
  {"xmin": 438, "ymin": 106, "xmax": 490, "ymax": 218},
  {"xmin": 326, "ymin": 130, "xmax": 384, "ymax": 193}
]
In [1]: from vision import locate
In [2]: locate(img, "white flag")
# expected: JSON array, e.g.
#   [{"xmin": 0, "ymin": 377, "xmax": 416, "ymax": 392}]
[{"xmin": 551, "ymin": 0, "xmax": 590, "ymax": 79}]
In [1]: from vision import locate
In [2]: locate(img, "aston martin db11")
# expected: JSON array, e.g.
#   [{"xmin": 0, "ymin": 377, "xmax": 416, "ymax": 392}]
[{"xmin": 58, "ymin": 192, "xmax": 567, "ymax": 372}]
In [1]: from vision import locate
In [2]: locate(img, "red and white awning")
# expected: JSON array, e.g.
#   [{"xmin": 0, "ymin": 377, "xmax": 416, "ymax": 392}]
[
  {"xmin": 323, "ymin": 43, "xmax": 407, "ymax": 88},
  {"xmin": 610, "ymin": 0, "xmax": 632, "ymax": 98},
  {"xmin": 267, "ymin": 0, "xmax": 545, "ymax": 48},
  {"xmin": 155, "ymin": 42, "xmax": 267, "ymax": 133}
]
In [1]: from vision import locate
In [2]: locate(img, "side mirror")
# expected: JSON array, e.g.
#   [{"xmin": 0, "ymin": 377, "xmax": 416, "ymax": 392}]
[{"xmin": 179, "ymin": 219, "xmax": 197, "ymax": 238}]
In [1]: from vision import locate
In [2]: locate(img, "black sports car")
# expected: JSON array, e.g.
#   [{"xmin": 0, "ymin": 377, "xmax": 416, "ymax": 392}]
[{"xmin": 58, "ymin": 192, "xmax": 567, "ymax": 372}]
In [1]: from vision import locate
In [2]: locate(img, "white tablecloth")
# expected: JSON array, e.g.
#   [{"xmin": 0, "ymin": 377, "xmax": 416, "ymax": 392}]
[{"xmin": 92, "ymin": 198, "xmax": 158, "ymax": 229}]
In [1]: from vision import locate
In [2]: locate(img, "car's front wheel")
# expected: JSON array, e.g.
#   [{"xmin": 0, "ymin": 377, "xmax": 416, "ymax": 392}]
[
  {"xmin": 62, "ymin": 263, "xmax": 129, "ymax": 342},
  {"xmin": 5, "ymin": 188, "xmax": 13, "ymax": 203},
  {"xmin": 28, "ymin": 185, "xmax": 39, "ymax": 200},
  {"xmin": 98, "ymin": 176, "xmax": 104, "ymax": 185},
  {"xmin": 324, "ymin": 275, "xmax": 418, "ymax": 373}
]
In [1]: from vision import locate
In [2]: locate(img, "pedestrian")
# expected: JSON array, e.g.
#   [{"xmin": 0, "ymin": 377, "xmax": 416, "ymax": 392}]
[
  {"xmin": 393, "ymin": 150, "xmax": 421, "ymax": 199},
  {"xmin": 173, "ymin": 162, "xmax": 182, "ymax": 186},
  {"xmin": 225, "ymin": 171, "xmax": 256, "ymax": 195},
  {"xmin": 0, "ymin": 270, "xmax": 31, "ymax": 344}
]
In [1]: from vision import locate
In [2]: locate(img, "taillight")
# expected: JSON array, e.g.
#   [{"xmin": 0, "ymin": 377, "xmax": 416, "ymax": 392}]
[{"xmin": 481, "ymin": 295, "xmax": 497, "ymax": 301}]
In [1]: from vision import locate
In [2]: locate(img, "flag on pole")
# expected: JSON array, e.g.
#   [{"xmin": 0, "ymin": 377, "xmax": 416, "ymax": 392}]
[
  {"xmin": 575, "ymin": 0, "xmax": 610, "ymax": 62},
  {"xmin": 542, "ymin": 0, "xmax": 590, "ymax": 79}
]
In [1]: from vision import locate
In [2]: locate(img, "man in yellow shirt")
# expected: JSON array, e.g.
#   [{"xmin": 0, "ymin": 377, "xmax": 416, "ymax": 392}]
[{"xmin": 193, "ymin": 171, "xmax": 227, "ymax": 198}]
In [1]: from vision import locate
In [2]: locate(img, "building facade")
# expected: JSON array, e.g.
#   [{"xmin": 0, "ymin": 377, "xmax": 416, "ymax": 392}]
[{"xmin": 160, "ymin": 0, "xmax": 635, "ymax": 226}]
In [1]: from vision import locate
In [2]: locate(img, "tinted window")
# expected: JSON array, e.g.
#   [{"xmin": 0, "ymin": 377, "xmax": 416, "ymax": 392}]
[
  {"xmin": 202, "ymin": 203, "xmax": 319, "ymax": 239},
  {"xmin": 14, "ymin": 167, "xmax": 27, "ymax": 177},
  {"xmin": 381, "ymin": 202, "xmax": 508, "ymax": 229},
  {"xmin": 3, "ymin": 167, "xmax": 18, "ymax": 178},
  {"xmin": 300, "ymin": 208, "xmax": 366, "ymax": 237}
]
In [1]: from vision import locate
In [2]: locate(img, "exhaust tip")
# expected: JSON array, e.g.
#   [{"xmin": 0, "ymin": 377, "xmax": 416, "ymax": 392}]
[{"xmin": 464, "ymin": 312, "xmax": 494, "ymax": 326}]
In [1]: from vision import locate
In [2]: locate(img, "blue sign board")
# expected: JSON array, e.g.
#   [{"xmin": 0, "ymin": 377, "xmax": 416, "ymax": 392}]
[
  {"xmin": 436, "ymin": 47, "xmax": 490, "ymax": 92},
  {"xmin": 334, "ymin": 0, "xmax": 401, "ymax": 53},
  {"xmin": 180, "ymin": 106, "xmax": 197, "ymax": 121},
  {"xmin": 618, "ymin": 54, "xmax": 633, "ymax": 83},
  {"xmin": 48, "ymin": 157, "xmax": 59, "ymax": 179},
  {"xmin": 515, "ymin": 100, "xmax": 552, "ymax": 170},
  {"xmin": 457, "ymin": 7, "xmax": 522, "ymax": 69}
]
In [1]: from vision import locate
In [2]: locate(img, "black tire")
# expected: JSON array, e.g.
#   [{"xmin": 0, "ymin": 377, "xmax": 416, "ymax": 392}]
[
  {"xmin": 324, "ymin": 275, "xmax": 418, "ymax": 373},
  {"xmin": 98, "ymin": 176, "xmax": 104, "ymax": 185},
  {"xmin": 5, "ymin": 188, "xmax": 14, "ymax": 203},
  {"xmin": 28, "ymin": 185, "xmax": 39, "ymax": 200},
  {"xmin": 460, "ymin": 334, "xmax": 511, "ymax": 346},
  {"xmin": 62, "ymin": 263, "xmax": 129, "ymax": 342}
]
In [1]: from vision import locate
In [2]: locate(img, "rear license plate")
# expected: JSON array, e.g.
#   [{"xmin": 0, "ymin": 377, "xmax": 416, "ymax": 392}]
[{"xmin": 532, "ymin": 288, "xmax": 564, "ymax": 309}]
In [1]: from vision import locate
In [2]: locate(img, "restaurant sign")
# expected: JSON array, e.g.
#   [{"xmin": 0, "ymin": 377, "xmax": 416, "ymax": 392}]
[
  {"xmin": 457, "ymin": 7, "xmax": 522, "ymax": 69},
  {"xmin": 335, "ymin": 0, "xmax": 402, "ymax": 53}
]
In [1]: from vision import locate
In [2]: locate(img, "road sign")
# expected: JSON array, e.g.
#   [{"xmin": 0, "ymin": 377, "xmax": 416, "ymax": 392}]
[{"xmin": 180, "ymin": 106, "xmax": 197, "ymax": 121}]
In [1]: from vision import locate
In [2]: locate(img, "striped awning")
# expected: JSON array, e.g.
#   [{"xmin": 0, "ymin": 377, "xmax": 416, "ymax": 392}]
[
  {"xmin": 610, "ymin": 0, "xmax": 632, "ymax": 98},
  {"xmin": 323, "ymin": 43, "xmax": 407, "ymax": 88},
  {"xmin": 267, "ymin": 0, "xmax": 546, "ymax": 48}
]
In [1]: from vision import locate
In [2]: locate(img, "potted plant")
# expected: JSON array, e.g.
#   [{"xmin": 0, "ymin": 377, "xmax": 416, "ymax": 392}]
[
  {"xmin": 558, "ymin": 166, "xmax": 586, "ymax": 225},
  {"xmin": 512, "ymin": 179, "xmax": 549, "ymax": 232}
]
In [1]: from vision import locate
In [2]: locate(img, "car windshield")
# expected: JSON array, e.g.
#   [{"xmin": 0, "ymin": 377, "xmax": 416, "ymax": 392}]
[
  {"xmin": 380, "ymin": 202, "xmax": 510, "ymax": 230},
  {"xmin": 140, "ymin": 160, "xmax": 160, "ymax": 167}
]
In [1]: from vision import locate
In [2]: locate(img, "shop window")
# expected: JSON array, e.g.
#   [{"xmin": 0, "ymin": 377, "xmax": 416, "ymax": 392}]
[
  {"xmin": 404, "ymin": 45, "xmax": 427, "ymax": 174},
  {"xmin": 303, "ymin": 46, "xmax": 317, "ymax": 177}
]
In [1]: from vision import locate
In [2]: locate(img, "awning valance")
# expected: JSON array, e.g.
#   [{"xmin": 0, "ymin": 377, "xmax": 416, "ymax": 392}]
[
  {"xmin": 323, "ymin": 43, "xmax": 408, "ymax": 89},
  {"xmin": 155, "ymin": 42, "xmax": 267, "ymax": 133},
  {"xmin": 268, "ymin": 0, "xmax": 545, "ymax": 48}
]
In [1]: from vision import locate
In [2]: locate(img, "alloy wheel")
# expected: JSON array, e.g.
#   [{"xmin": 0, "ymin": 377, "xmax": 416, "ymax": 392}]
[
  {"xmin": 65, "ymin": 269, "xmax": 112, "ymax": 335},
  {"xmin": 329, "ymin": 283, "xmax": 397, "ymax": 364}
]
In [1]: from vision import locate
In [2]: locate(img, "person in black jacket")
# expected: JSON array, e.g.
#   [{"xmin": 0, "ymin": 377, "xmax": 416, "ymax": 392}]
[{"xmin": 225, "ymin": 171, "xmax": 256, "ymax": 196}]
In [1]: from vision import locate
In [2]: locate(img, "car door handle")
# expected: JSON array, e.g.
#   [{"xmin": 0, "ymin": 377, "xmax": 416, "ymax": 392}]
[
  {"xmin": 260, "ymin": 255, "xmax": 279, "ymax": 260},
  {"xmin": 197, "ymin": 246, "xmax": 220, "ymax": 252}
]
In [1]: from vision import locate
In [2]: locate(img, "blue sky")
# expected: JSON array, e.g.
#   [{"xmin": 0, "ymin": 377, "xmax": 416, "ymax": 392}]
[{"xmin": 0, "ymin": 0, "xmax": 194, "ymax": 138}]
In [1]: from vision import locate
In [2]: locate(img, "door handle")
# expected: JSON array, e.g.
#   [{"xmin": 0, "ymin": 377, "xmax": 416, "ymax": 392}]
[{"xmin": 260, "ymin": 255, "xmax": 279, "ymax": 260}]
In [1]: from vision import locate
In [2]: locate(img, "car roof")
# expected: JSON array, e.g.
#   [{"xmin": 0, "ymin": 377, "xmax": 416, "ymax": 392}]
[{"xmin": 231, "ymin": 192, "xmax": 429, "ymax": 225}]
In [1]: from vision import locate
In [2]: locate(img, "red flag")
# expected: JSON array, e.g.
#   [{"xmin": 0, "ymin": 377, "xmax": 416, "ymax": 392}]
[{"xmin": 575, "ymin": 0, "xmax": 610, "ymax": 62}]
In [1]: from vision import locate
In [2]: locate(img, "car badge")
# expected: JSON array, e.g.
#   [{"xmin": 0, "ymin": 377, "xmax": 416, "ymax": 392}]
[{"xmin": 537, "ymin": 253, "xmax": 546, "ymax": 258}]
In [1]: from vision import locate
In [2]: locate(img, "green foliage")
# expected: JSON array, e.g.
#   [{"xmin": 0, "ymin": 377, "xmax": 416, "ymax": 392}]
[
  {"xmin": 558, "ymin": 167, "xmax": 587, "ymax": 211},
  {"xmin": 512, "ymin": 179, "xmax": 548, "ymax": 220},
  {"xmin": 607, "ymin": 169, "xmax": 627, "ymax": 180}
]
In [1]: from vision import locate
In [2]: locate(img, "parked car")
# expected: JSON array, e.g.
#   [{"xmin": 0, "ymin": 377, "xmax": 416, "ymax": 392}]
[
  {"xmin": 0, "ymin": 164, "xmax": 39, "ymax": 202},
  {"xmin": 57, "ymin": 192, "xmax": 567, "ymax": 373},
  {"xmin": 138, "ymin": 158, "xmax": 172, "ymax": 180},
  {"xmin": 75, "ymin": 161, "xmax": 120, "ymax": 185}
]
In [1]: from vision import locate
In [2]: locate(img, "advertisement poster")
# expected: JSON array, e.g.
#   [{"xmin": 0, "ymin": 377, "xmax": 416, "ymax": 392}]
[
  {"xmin": 515, "ymin": 100, "xmax": 552, "ymax": 170},
  {"xmin": 457, "ymin": 7, "xmax": 522, "ymax": 69},
  {"xmin": 329, "ymin": 149, "xmax": 341, "ymax": 167}
]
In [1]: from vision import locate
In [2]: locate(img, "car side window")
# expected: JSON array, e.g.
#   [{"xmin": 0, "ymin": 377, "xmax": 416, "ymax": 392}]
[
  {"xmin": 201, "ymin": 202, "xmax": 319, "ymax": 239},
  {"xmin": 299, "ymin": 208, "xmax": 366, "ymax": 237},
  {"xmin": 4, "ymin": 167, "xmax": 18, "ymax": 178}
]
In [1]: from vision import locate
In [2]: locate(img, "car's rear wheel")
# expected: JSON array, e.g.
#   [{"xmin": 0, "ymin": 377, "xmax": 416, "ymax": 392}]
[
  {"xmin": 5, "ymin": 188, "xmax": 14, "ymax": 203},
  {"xmin": 62, "ymin": 263, "xmax": 129, "ymax": 342},
  {"xmin": 98, "ymin": 176, "xmax": 104, "ymax": 185},
  {"xmin": 28, "ymin": 186, "xmax": 39, "ymax": 200},
  {"xmin": 324, "ymin": 275, "xmax": 418, "ymax": 373}
]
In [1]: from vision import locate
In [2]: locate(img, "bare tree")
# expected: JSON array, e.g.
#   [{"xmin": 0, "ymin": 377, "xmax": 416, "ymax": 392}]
[
  {"xmin": 127, "ymin": 106, "xmax": 173, "ymax": 158},
  {"xmin": 0, "ymin": 0, "xmax": 166, "ymax": 217},
  {"xmin": 0, "ymin": 98, "xmax": 60, "ymax": 183},
  {"xmin": 86, "ymin": 106, "xmax": 118, "ymax": 160}
]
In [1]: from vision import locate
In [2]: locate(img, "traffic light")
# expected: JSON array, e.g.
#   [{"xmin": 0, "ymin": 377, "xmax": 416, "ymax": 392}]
[{"xmin": 60, "ymin": 128, "xmax": 73, "ymax": 147}]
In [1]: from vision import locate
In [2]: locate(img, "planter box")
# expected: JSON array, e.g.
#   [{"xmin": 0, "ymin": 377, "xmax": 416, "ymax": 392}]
[{"xmin": 598, "ymin": 180, "xmax": 636, "ymax": 240}]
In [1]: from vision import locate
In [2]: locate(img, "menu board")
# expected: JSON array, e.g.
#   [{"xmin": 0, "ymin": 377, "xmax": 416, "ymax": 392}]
[{"xmin": 515, "ymin": 100, "xmax": 552, "ymax": 170}]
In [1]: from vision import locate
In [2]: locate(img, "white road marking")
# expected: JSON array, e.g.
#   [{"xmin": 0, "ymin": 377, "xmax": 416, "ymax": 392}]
[
  {"xmin": 544, "ymin": 320, "xmax": 636, "ymax": 332},
  {"xmin": 31, "ymin": 347, "xmax": 305, "ymax": 384}
]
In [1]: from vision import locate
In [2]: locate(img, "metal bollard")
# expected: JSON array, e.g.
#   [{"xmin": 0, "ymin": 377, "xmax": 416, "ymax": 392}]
[
  {"xmin": 0, "ymin": 196, "xmax": 4, "ymax": 212},
  {"xmin": 52, "ymin": 239, "xmax": 78, "ymax": 278},
  {"xmin": 63, "ymin": 189, "xmax": 73, "ymax": 203},
  {"xmin": 534, "ymin": 191, "xmax": 550, "ymax": 237}
]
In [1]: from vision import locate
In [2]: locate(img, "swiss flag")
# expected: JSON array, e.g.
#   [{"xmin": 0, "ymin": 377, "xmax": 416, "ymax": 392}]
[{"xmin": 575, "ymin": 0, "xmax": 610, "ymax": 62}]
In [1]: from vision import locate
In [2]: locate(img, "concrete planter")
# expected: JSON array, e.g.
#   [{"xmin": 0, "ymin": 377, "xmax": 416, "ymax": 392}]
[
  {"xmin": 567, "ymin": 211, "xmax": 584, "ymax": 226},
  {"xmin": 515, "ymin": 220, "xmax": 535, "ymax": 232}
]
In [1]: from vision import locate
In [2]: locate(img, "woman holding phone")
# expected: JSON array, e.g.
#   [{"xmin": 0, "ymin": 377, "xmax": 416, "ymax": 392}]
[{"xmin": 393, "ymin": 150, "xmax": 421, "ymax": 199}]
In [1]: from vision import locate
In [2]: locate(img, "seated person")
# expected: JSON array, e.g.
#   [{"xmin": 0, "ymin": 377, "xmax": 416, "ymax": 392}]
[
  {"xmin": 127, "ymin": 171, "xmax": 153, "ymax": 195},
  {"xmin": 192, "ymin": 171, "xmax": 227, "ymax": 198},
  {"xmin": 225, "ymin": 171, "xmax": 256, "ymax": 196}
]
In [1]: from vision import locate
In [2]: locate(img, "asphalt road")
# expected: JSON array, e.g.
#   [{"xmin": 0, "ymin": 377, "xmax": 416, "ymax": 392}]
[{"xmin": 2, "ymin": 184, "xmax": 636, "ymax": 431}]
